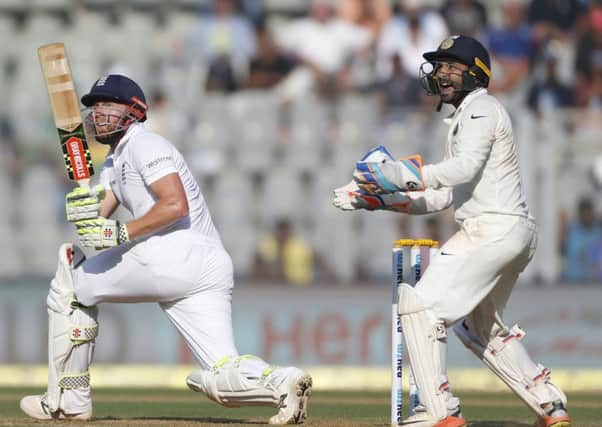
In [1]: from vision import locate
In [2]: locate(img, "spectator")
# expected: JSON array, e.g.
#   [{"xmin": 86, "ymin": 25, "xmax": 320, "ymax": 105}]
[
  {"xmin": 559, "ymin": 197, "xmax": 602, "ymax": 282},
  {"xmin": 527, "ymin": 0, "xmax": 587, "ymax": 49},
  {"xmin": 244, "ymin": 21, "xmax": 297, "ymax": 90},
  {"xmin": 377, "ymin": 0, "xmax": 448, "ymax": 80},
  {"xmin": 239, "ymin": 0, "xmax": 265, "ymax": 24},
  {"xmin": 485, "ymin": 0, "xmax": 532, "ymax": 105},
  {"xmin": 575, "ymin": 6, "xmax": 602, "ymax": 107},
  {"xmin": 184, "ymin": 0, "xmax": 256, "ymax": 93},
  {"xmin": 253, "ymin": 218, "xmax": 327, "ymax": 286},
  {"xmin": 144, "ymin": 89, "xmax": 179, "ymax": 144},
  {"xmin": 375, "ymin": 53, "xmax": 423, "ymax": 125},
  {"xmin": 338, "ymin": 0, "xmax": 392, "ymax": 40},
  {"xmin": 274, "ymin": 0, "xmax": 372, "ymax": 101},
  {"xmin": 583, "ymin": 58, "xmax": 602, "ymax": 123},
  {"xmin": 338, "ymin": 0, "xmax": 392, "ymax": 91},
  {"xmin": 440, "ymin": 0, "xmax": 488, "ymax": 38},
  {"xmin": 527, "ymin": 42, "xmax": 575, "ymax": 118},
  {"xmin": 596, "ymin": 240, "xmax": 602, "ymax": 283},
  {"xmin": 592, "ymin": 155, "xmax": 602, "ymax": 190},
  {"xmin": 0, "ymin": 116, "xmax": 23, "ymax": 228}
]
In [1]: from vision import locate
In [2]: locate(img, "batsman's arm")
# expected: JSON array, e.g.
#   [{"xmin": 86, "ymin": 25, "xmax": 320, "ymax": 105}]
[
  {"xmin": 123, "ymin": 172, "xmax": 189, "ymax": 240},
  {"xmin": 99, "ymin": 189, "xmax": 120, "ymax": 219},
  {"xmin": 76, "ymin": 173, "xmax": 189, "ymax": 249}
]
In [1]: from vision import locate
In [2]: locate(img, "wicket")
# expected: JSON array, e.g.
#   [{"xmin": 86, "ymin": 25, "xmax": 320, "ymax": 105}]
[{"xmin": 391, "ymin": 238, "xmax": 439, "ymax": 426}]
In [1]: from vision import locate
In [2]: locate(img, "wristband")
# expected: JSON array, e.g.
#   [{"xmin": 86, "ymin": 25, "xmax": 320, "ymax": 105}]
[{"xmin": 118, "ymin": 222, "xmax": 130, "ymax": 244}]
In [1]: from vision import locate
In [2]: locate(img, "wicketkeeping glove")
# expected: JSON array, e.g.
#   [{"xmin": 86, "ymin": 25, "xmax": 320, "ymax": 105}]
[
  {"xmin": 65, "ymin": 184, "xmax": 105, "ymax": 222},
  {"xmin": 333, "ymin": 181, "xmax": 413, "ymax": 212},
  {"xmin": 353, "ymin": 155, "xmax": 425, "ymax": 194},
  {"xmin": 75, "ymin": 217, "xmax": 130, "ymax": 249}
]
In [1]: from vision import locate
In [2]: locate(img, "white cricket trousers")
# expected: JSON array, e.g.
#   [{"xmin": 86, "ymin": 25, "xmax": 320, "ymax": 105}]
[
  {"xmin": 73, "ymin": 231, "xmax": 239, "ymax": 368},
  {"xmin": 416, "ymin": 214, "xmax": 537, "ymax": 335}
]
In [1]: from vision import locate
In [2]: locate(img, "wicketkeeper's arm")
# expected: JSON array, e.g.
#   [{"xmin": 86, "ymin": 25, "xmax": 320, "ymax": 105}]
[
  {"xmin": 333, "ymin": 182, "xmax": 452, "ymax": 214},
  {"xmin": 402, "ymin": 187, "xmax": 453, "ymax": 214},
  {"xmin": 333, "ymin": 145, "xmax": 451, "ymax": 213},
  {"xmin": 422, "ymin": 104, "xmax": 496, "ymax": 189}
]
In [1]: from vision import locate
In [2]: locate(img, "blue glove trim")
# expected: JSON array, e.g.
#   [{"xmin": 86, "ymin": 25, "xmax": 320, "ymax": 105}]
[
  {"xmin": 401, "ymin": 157, "xmax": 422, "ymax": 181},
  {"xmin": 360, "ymin": 145, "xmax": 394, "ymax": 161},
  {"xmin": 355, "ymin": 162, "xmax": 378, "ymax": 185},
  {"xmin": 365, "ymin": 162, "xmax": 400, "ymax": 193}
]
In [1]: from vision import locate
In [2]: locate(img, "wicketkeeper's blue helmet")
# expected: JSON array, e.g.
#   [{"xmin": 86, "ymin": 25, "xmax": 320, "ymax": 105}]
[
  {"xmin": 81, "ymin": 74, "xmax": 147, "ymax": 122},
  {"xmin": 420, "ymin": 35, "xmax": 492, "ymax": 95}
]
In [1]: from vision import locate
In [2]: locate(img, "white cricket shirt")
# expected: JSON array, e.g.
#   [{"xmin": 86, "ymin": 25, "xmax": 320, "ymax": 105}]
[
  {"xmin": 99, "ymin": 123, "xmax": 221, "ymax": 242},
  {"xmin": 422, "ymin": 88, "xmax": 530, "ymax": 222}
]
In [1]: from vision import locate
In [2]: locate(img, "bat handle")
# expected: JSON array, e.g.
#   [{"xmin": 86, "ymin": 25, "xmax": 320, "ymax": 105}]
[{"xmin": 78, "ymin": 179, "xmax": 90, "ymax": 190}]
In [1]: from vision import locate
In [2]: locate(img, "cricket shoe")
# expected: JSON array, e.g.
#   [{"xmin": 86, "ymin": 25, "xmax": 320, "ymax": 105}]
[
  {"xmin": 536, "ymin": 400, "xmax": 571, "ymax": 427},
  {"xmin": 433, "ymin": 415, "xmax": 467, "ymax": 427},
  {"xmin": 401, "ymin": 403, "xmax": 431, "ymax": 425},
  {"xmin": 265, "ymin": 367, "xmax": 312, "ymax": 425},
  {"xmin": 20, "ymin": 393, "xmax": 92, "ymax": 420},
  {"xmin": 402, "ymin": 408, "xmax": 466, "ymax": 427}
]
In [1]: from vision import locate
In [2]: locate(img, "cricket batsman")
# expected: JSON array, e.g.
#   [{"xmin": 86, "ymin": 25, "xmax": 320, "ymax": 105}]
[
  {"xmin": 334, "ymin": 35, "xmax": 571, "ymax": 427},
  {"xmin": 20, "ymin": 74, "xmax": 312, "ymax": 424}
]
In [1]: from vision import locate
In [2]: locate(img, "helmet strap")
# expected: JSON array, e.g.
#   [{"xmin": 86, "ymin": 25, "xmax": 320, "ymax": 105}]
[
  {"xmin": 462, "ymin": 66, "xmax": 489, "ymax": 91},
  {"xmin": 95, "ymin": 130, "xmax": 125, "ymax": 146}
]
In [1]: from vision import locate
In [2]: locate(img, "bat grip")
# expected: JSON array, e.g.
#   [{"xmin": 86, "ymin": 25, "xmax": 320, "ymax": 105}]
[{"xmin": 78, "ymin": 179, "xmax": 90, "ymax": 190}]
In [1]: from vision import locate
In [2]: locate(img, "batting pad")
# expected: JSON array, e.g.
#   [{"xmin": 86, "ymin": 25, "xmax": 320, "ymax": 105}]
[
  {"xmin": 187, "ymin": 366, "xmax": 281, "ymax": 408},
  {"xmin": 398, "ymin": 284, "xmax": 460, "ymax": 420},
  {"xmin": 454, "ymin": 321, "xmax": 567, "ymax": 417},
  {"xmin": 46, "ymin": 243, "xmax": 97, "ymax": 413}
]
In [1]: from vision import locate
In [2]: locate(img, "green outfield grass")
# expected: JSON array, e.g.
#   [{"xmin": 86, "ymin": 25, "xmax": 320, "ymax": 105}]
[{"xmin": 0, "ymin": 387, "xmax": 600, "ymax": 426}]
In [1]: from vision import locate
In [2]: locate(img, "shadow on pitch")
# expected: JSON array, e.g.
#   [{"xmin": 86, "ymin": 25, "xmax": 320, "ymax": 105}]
[{"xmin": 95, "ymin": 416, "xmax": 265, "ymax": 424}]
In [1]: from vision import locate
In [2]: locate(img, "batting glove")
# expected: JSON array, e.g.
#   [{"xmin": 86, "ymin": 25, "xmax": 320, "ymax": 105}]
[
  {"xmin": 75, "ymin": 217, "xmax": 130, "ymax": 249},
  {"xmin": 66, "ymin": 184, "xmax": 105, "ymax": 222},
  {"xmin": 353, "ymin": 155, "xmax": 425, "ymax": 194}
]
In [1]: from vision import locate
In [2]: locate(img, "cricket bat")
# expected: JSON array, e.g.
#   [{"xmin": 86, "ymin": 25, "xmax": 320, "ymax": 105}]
[{"xmin": 38, "ymin": 42, "xmax": 94, "ymax": 189}]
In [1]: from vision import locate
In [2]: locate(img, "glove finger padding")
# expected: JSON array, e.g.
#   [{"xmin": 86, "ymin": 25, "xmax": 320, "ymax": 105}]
[
  {"xmin": 333, "ymin": 181, "xmax": 381, "ymax": 211},
  {"xmin": 333, "ymin": 181, "xmax": 413, "ymax": 212},
  {"xmin": 66, "ymin": 184, "xmax": 106, "ymax": 222},
  {"xmin": 332, "ymin": 145, "xmax": 396, "ymax": 210}
]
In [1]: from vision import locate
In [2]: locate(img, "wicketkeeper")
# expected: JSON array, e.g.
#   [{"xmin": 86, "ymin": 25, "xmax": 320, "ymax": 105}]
[
  {"xmin": 334, "ymin": 35, "xmax": 571, "ymax": 427},
  {"xmin": 20, "ymin": 74, "xmax": 312, "ymax": 424}
]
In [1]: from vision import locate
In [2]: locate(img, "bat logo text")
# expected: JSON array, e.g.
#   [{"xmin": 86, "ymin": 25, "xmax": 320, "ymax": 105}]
[{"xmin": 67, "ymin": 137, "xmax": 89, "ymax": 180}]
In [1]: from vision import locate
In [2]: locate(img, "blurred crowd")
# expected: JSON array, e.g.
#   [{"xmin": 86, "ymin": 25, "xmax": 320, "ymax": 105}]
[
  {"xmin": 0, "ymin": 0, "xmax": 601, "ymax": 285},
  {"xmin": 175, "ymin": 0, "xmax": 602, "ymax": 116}
]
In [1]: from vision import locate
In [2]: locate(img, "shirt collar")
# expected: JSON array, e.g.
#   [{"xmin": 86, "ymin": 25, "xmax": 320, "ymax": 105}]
[
  {"xmin": 112, "ymin": 122, "xmax": 144, "ymax": 156},
  {"xmin": 455, "ymin": 88, "xmax": 488, "ymax": 114},
  {"xmin": 442, "ymin": 88, "xmax": 488, "ymax": 125}
]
